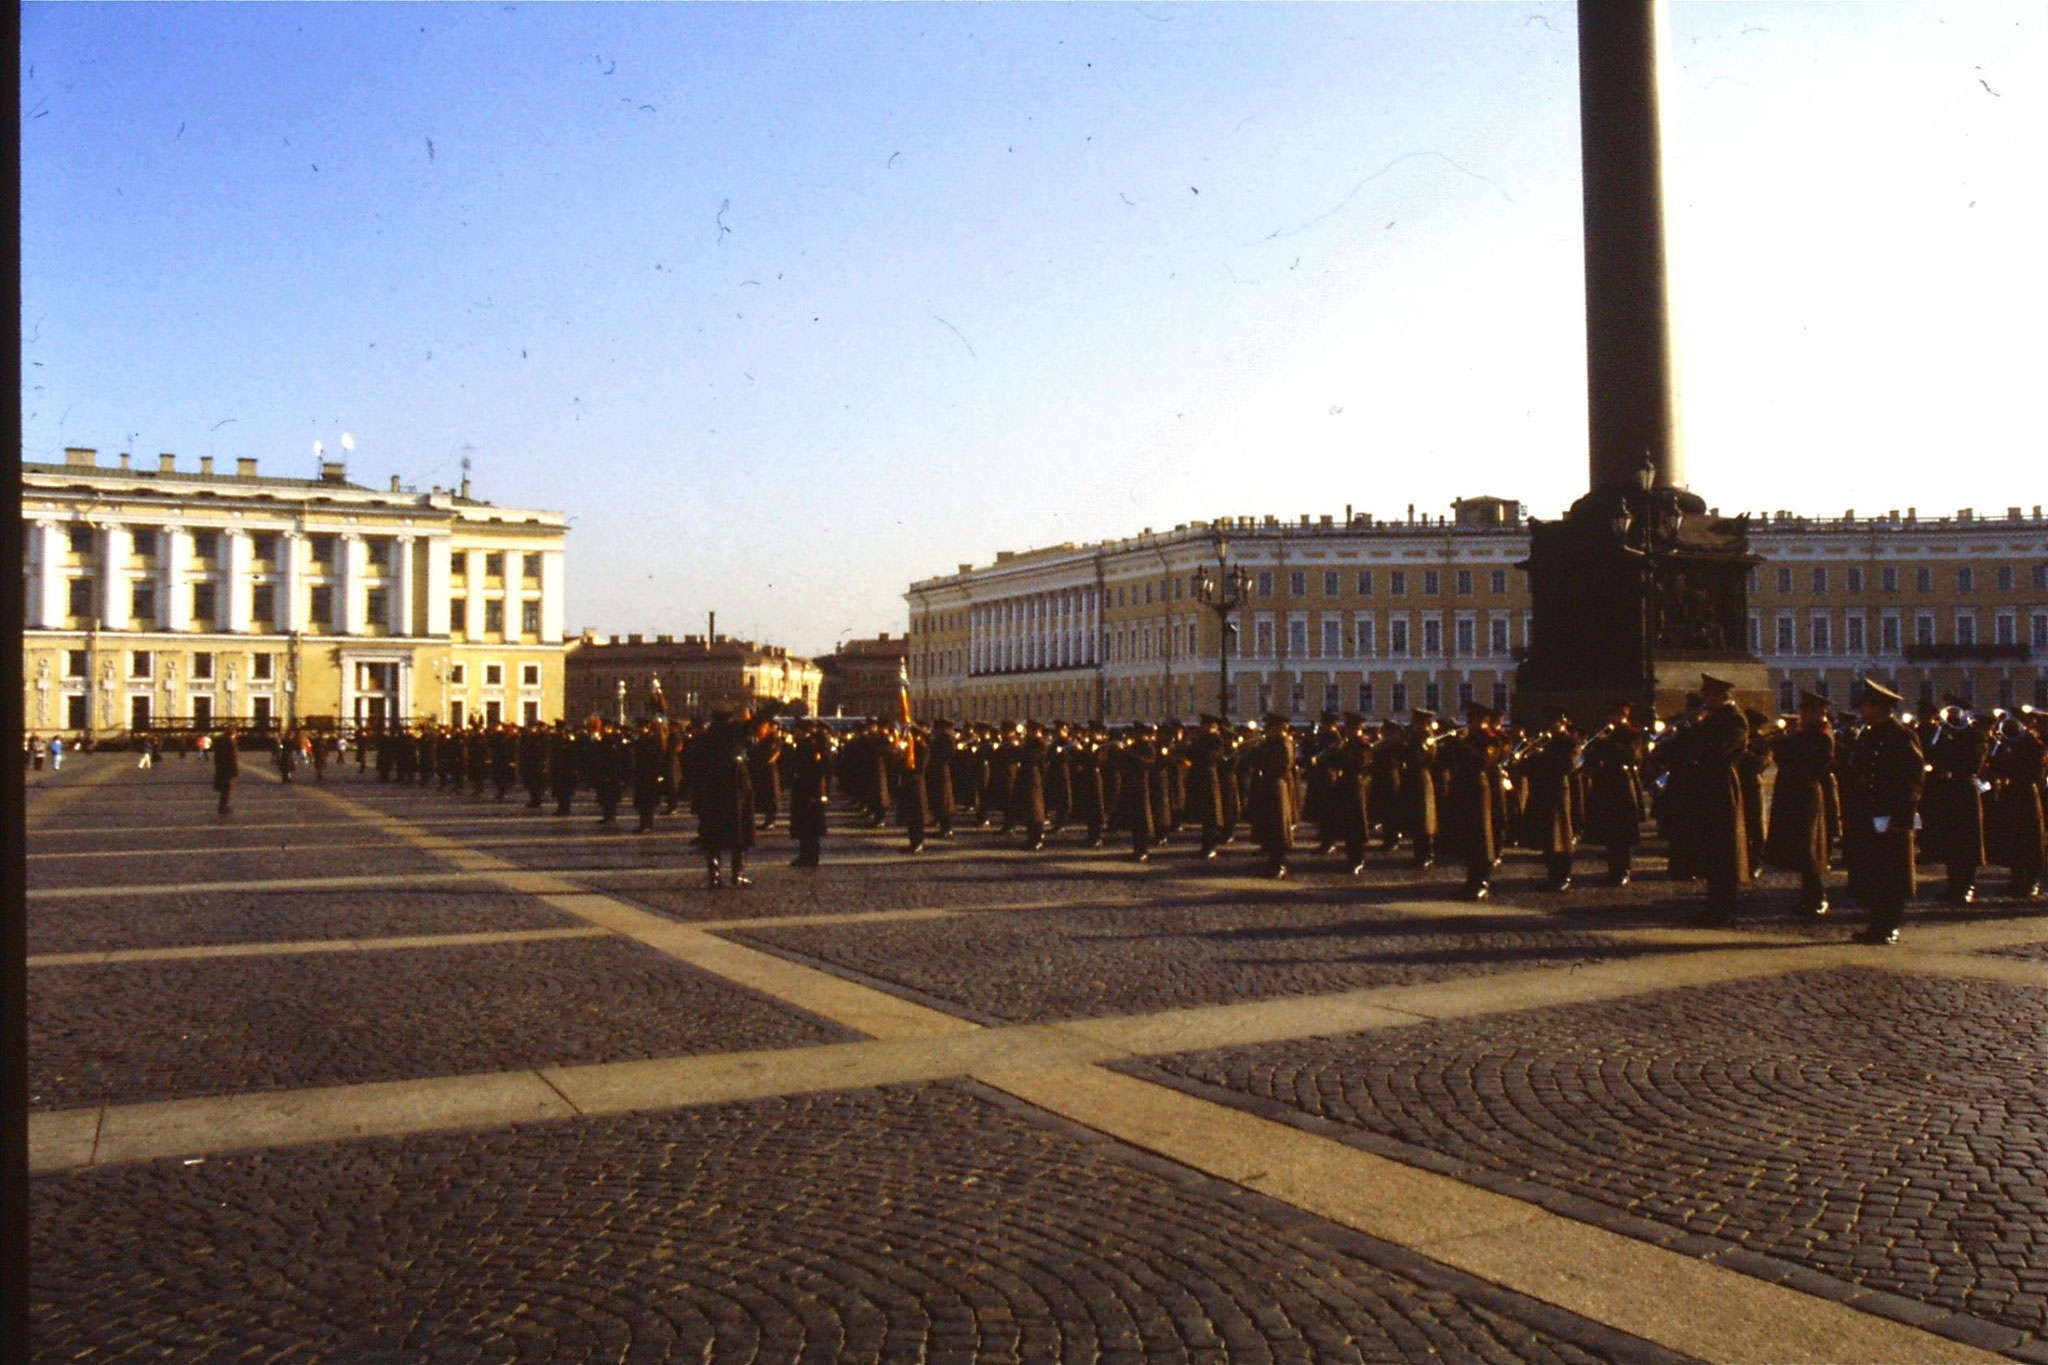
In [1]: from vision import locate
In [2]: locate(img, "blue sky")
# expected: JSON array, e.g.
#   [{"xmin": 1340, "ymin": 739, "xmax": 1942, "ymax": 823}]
[{"xmin": 21, "ymin": 3, "xmax": 2046, "ymax": 654}]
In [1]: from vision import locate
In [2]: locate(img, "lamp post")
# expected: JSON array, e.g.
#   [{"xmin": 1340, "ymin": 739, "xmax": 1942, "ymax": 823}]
[
  {"xmin": 1613, "ymin": 453, "xmax": 1681, "ymax": 719},
  {"xmin": 615, "ymin": 678, "xmax": 627, "ymax": 727},
  {"xmin": 1192, "ymin": 544, "xmax": 1251, "ymax": 726}
]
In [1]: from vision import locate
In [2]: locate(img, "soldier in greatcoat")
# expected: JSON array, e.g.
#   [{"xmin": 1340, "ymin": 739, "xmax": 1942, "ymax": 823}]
[
  {"xmin": 631, "ymin": 720, "xmax": 668, "ymax": 833},
  {"xmin": 1245, "ymin": 714, "xmax": 1299, "ymax": 879},
  {"xmin": 926, "ymin": 719, "xmax": 958, "ymax": 839},
  {"xmin": 212, "ymin": 726, "xmax": 241, "ymax": 815},
  {"xmin": 1068, "ymin": 726, "xmax": 1108, "ymax": 848},
  {"xmin": 1011, "ymin": 721, "xmax": 1051, "ymax": 850},
  {"xmin": 895, "ymin": 724, "xmax": 933, "ymax": 853},
  {"xmin": 1986, "ymin": 713, "xmax": 2045, "ymax": 898},
  {"xmin": 592, "ymin": 721, "xmax": 628, "ymax": 825},
  {"xmin": 1922, "ymin": 704, "xmax": 1989, "ymax": 905},
  {"xmin": 1515, "ymin": 707, "xmax": 1580, "ymax": 892},
  {"xmin": 1187, "ymin": 716, "xmax": 1233, "ymax": 860},
  {"xmin": 1438, "ymin": 703, "xmax": 1505, "ymax": 899},
  {"xmin": 549, "ymin": 722, "xmax": 580, "ymax": 815},
  {"xmin": 786, "ymin": 720, "xmax": 833, "ymax": 868},
  {"xmin": 1578, "ymin": 702, "xmax": 1644, "ymax": 887},
  {"xmin": 694, "ymin": 708, "xmax": 757, "ymax": 887},
  {"xmin": 1687, "ymin": 675, "xmax": 1752, "ymax": 926},
  {"xmin": 1397, "ymin": 712, "xmax": 1441, "ymax": 870},
  {"xmin": 518, "ymin": 721, "xmax": 549, "ymax": 809},
  {"xmin": 1115, "ymin": 725, "xmax": 1159, "ymax": 861},
  {"xmin": 1318, "ymin": 714, "xmax": 1374, "ymax": 874},
  {"xmin": 748, "ymin": 716, "xmax": 786, "ymax": 832},
  {"xmin": 1841, "ymin": 679, "xmax": 1924, "ymax": 944},
  {"xmin": 1766, "ymin": 692, "xmax": 1839, "ymax": 915}
]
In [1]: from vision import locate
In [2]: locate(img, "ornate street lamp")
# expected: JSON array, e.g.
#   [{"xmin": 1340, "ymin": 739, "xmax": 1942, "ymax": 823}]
[{"xmin": 1192, "ymin": 543, "xmax": 1252, "ymax": 726}]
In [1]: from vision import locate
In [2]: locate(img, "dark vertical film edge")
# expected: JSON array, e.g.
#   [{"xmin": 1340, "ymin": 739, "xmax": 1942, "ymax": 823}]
[{"xmin": 4, "ymin": 2, "xmax": 32, "ymax": 1357}]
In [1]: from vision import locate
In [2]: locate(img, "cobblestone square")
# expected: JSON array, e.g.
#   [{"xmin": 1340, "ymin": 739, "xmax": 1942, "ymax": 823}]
[{"xmin": 23, "ymin": 756, "xmax": 2048, "ymax": 1363}]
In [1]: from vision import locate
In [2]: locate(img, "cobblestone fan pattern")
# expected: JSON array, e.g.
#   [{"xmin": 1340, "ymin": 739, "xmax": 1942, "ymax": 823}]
[
  {"xmin": 28, "ymin": 888, "xmax": 581, "ymax": 956},
  {"xmin": 30, "ymin": 1083, "xmax": 1656, "ymax": 1365},
  {"xmin": 1139, "ymin": 967, "xmax": 2048, "ymax": 1339},
  {"xmin": 28, "ymin": 938, "xmax": 857, "ymax": 1110},
  {"xmin": 1991, "ymin": 940, "xmax": 2048, "ymax": 962},
  {"xmin": 730, "ymin": 903, "xmax": 1673, "ymax": 1024},
  {"xmin": 27, "ymin": 840, "xmax": 454, "ymax": 891}
]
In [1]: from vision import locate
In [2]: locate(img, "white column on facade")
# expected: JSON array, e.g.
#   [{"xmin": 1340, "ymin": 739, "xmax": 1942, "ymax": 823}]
[
  {"xmin": 424, "ymin": 534, "xmax": 453, "ymax": 636},
  {"xmin": 28, "ymin": 521, "xmax": 64, "ymax": 628},
  {"xmin": 280, "ymin": 532, "xmax": 308, "ymax": 632},
  {"xmin": 464, "ymin": 548, "xmax": 486, "ymax": 636},
  {"xmin": 338, "ymin": 533, "xmax": 367, "ymax": 635},
  {"xmin": 391, "ymin": 535, "xmax": 417, "ymax": 636},
  {"xmin": 540, "ymin": 548, "xmax": 565, "ymax": 642},
  {"xmin": 223, "ymin": 530, "xmax": 254, "ymax": 632},
  {"xmin": 1089, "ymin": 588, "xmax": 1100, "ymax": 664},
  {"xmin": 160, "ymin": 526, "xmax": 192, "ymax": 631},
  {"xmin": 98, "ymin": 522, "xmax": 130, "ymax": 629}
]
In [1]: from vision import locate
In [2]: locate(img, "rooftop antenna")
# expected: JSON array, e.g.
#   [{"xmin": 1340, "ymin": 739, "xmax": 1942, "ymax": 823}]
[
  {"xmin": 313, "ymin": 440, "xmax": 324, "ymax": 477},
  {"xmin": 459, "ymin": 452, "xmax": 472, "ymax": 500}
]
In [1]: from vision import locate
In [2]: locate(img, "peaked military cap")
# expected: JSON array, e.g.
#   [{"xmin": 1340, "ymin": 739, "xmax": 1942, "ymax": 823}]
[
  {"xmin": 1797, "ymin": 690, "xmax": 1831, "ymax": 711},
  {"xmin": 1464, "ymin": 700, "xmax": 1498, "ymax": 722},
  {"xmin": 1858, "ymin": 677, "xmax": 1904, "ymax": 709},
  {"xmin": 1410, "ymin": 708, "xmax": 1437, "ymax": 723},
  {"xmin": 1700, "ymin": 673, "xmax": 1735, "ymax": 693}
]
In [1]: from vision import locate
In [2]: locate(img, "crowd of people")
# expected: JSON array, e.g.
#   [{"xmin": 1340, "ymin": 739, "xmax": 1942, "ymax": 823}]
[{"xmin": 181, "ymin": 675, "xmax": 2048, "ymax": 944}]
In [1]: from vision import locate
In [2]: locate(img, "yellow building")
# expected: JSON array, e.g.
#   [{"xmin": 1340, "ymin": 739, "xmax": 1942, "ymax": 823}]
[
  {"xmin": 906, "ymin": 498, "xmax": 2048, "ymax": 724},
  {"xmin": 23, "ymin": 447, "xmax": 568, "ymax": 740}
]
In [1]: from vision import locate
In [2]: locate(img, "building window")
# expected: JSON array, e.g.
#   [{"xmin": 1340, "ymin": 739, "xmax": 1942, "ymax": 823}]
[
  {"xmin": 1288, "ymin": 571, "xmax": 1307, "ymax": 597},
  {"xmin": 1323, "ymin": 683, "xmax": 1341, "ymax": 714},
  {"xmin": 1775, "ymin": 616, "xmax": 1795, "ymax": 653},
  {"xmin": 485, "ymin": 552, "xmax": 505, "ymax": 578},
  {"xmin": 451, "ymin": 599, "xmax": 467, "ymax": 632},
  {"xmin": 253, "ymin": 653, "xmax": 274, "ymax": 681},
  {"xmin": 1916, "ymin": 566, "xmax": 1933, "ymax": 593},
  {"xmin": 1456, "ymin": 680, "xmax": 1473, "ymax": 711},
  {"xmin": 1749, "ymin": 615, "xmax": 1761, "ymax": 652},
  {"xmin": 1811, "ymin": 616, "xmax": 1831, "ymax": 653},
  {"xmin": 191, "ymin": 695, "xmax": 213, "ymax": 729},
  {"xmin": 450, "ymin": 664, "xmax": 465, "ymax": 684},
  {"xmin": 521, "ymin": 600, "xmax": 541, "ymax": 635},
  {"xmin": 1322, "ymin": 570, "xmax": 1339, "ymax": 596},
  {"xmin": 1455, "ymin": 618, "xmax": 1475, "ymax": 655},
  {"xmin": 1777, "ymin": 567, "xmax": 1793, "ymax": 594},
  {"xmin": 1287, "ymin": 618, "xmax": 1308, "ymax": 656},
  {"xmin": 309, "ymin": 535, "xmax": 334, "ymax": 567},
  {"xmin": 1321, "ymin": 618, "xmax": 1341, "ymax": 657},
  {"xmin": 1779, "ymin": 679, "xmax": 1797, "ymax": 713},
  {"xmin": 1995, "ymin": 613, "xmax": 2016, "ymax": 645},
  {"xmin": 130, "ymin": 528, "xmax": 158, "ymax": 559},
  {"xmin": 1358, "ymin": 682, "xmax": 1375, "ymax": 715},
  {"xmin": 1256, "ymin": 572, "xmax": 1274, "ymax": 598},
  {"xmin": 2033, "ymin": 613, "xmax": 2048, "ymax": 649},
  {"xmin": 365, "ymin": 588, "xmax": 388, "ymax": 627},
  {"xmin": 309, "ymin": 585, "xmax": 333, "ymax": 625},
  {"xmin": 2034, "ymin": 565, "xmax": 2048, "ymax": 591},
  {"xmin": 1490, "ymin": 569, "xmax": 1507, "ymax": 595},
  {"xmin": 192, "ymin": 652, "xmax": 214, "ymax": 680},
  {"xmin": 1423, "ymin": 682, "xmax": 1441, "ymax": 713},
  {"xmin": 66, "ymin": 524, "xmax": 93, "ymax": 554},
  {"xmin": 131, "ymin": 650, "xmax": 152, "ymax": 678},
  {"xmin": 1881, "ymin": 615, "xmax": 1901, "ymax": 652},
  {"xmin": 1955, "ymin": 612, "xmax": 1975, "ymax": 646},
  {"xmin": 1390, "ymin": 618, "xmax": 1409, "ymax": 656},
  {"xmin": 1492, "ymin": 681, "xmax": 1510, "ymax": 712},
  {"xmin": 1846, "ymin": 566, "xmax": 1863, "ymax": 593},
  {"xmin": 1846, "ymin": 615, "xmax": 1865, "ymax": 653},
  {"xmin": 1356, "ymin": 570, "xmax": 1373, "ymax": 595},
  {"xmin": 1489, "ymin": 619, "xmax": 1508, "ymax": 656},
  {"xmin": 1391, "ymin": 682, "xmax": 1408, "ymax": 715},
  {"xmin": 192, "ymin": 582, "xmax": 217, "ymax": 621},
  {"xmin": 1254, "ymin": 620, "xmax": 1275, "ymax": 656},
  {"xmin": 65, "ymin": 650, "xmax": 87, "ymax": 678},
  {"xmin": 1356, "ymin": 617, "xmax": 1375, "ymax": 656},
  {"xmin": 131, "ymin": 581, "xmax": 156, "ymax": 621},
  {"xmin": 1914, "ymin": 614, "xmax": 1935, "ymax": 647},
  {"xmin": 485, "ymin": 664, "xmax": 503, "ymax": 687},
  {"xmin": 192, "ymin": 531, "xmax": 219, "ymax": 561},
  {"xmin": 1455, "ymin": 569, "xmax": 1473, "ymax": 596},
  {"xmin": 252, "ymin": 583, "xmax": 276, "ymax": 625},
  {"xmin": 1811, "ymin": 567, "xmax": 1827, "ymax": 593},
  {"xmin": 1996, "ymin": 565, "xmax": 2013, "ymax": 591},
  {"xmin": 1957, "ymin": 566, "xmax": 1974, "ymax": 593},
  {"xmin": 252, "ymin": 533, "xmax": 278, "ymax": 564},
  {"xmin": 522, "ymin": 663, "xmax": 540, "ymax": 687},
  {"xmin": 1389, "ymin": 571, "xmax": 1407, "ymax": 597},
  {"xmin": 1423, "ymin": 570, "xmax": 1441, "ymax": 596},
  {"xmin": 68, "ymin": 578, "xmax": 93, "ymax": 617},
  {"xmin": 1422, "ymin": 618, "xmax": 1442, "ymax": 655},
  {"xmin": 1882, "ymin": 566, "xmax": 1898, "ymax": 593}
]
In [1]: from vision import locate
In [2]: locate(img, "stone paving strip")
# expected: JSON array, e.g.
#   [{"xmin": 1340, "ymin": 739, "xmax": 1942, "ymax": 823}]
[{"xmin": 25, "ymin": 924, "xmax": 610, "ymax": 968}]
